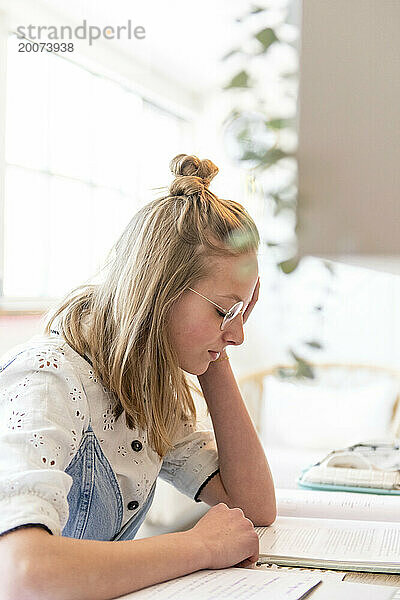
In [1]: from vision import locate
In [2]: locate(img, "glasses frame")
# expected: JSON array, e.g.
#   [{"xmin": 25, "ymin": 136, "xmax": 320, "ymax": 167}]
[{"xmin": 188, "ymin": 287, "xmax": 244, "ymax": 331}]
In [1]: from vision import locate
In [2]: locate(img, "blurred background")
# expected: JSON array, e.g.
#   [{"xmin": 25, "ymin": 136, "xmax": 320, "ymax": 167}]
[{"xmin": 1, "ymin": 0, "xmax": 400, "ymax": 534}]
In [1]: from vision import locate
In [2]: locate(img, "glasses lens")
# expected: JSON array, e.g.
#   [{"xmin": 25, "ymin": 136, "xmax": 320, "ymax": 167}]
[{"xmin": 221, "ymin": 301, "xmax": 244, "ymax": 330}]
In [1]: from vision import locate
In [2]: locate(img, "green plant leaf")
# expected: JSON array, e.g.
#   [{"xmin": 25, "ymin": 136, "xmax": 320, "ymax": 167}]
[
  {"xmin": 278, "ymin": 257, "xmax": 299, "ymax": 274},
  {"xmin": 222, "ymin": 49, "xmax": 241, "ymax": 61},
  {"xmin": 276, "ymin": 367, "xmax": 295, "ymax": 379},
  {"xmin": 289, "ymin": 349, "xmax": 315, "ymax": 379},
  {"xmin": 251, "ymin": 6, "xmax": 268, "ymax": 14},
  {"xmin": 296, "ymin": 362, "xmax": 315, "ymax": 379},
  {"xmin": 273, "ymin": 198, "xmax": 297, "ymax": 216},
  {"xmin": 255, "ymin": 28, "xmax": 279, "ymax": 52},
  {"xmin": 240, "ymin": 149, "xmax": 268, "ymax": 162},
  {"xmin": 237, "ymin": 5, "xmax": 268, "ymax": 22},
  {"xmin": 266, "ymin": 118, "xmax": 294, "ymax": 129},
  {"xmin": 305, "ymin": 340, "xmax": 323, "ymax": 350},
  {"xmin": 224, "ymin": 70, "xmax": 251, "ymax": 89},
  {"xmin": 258, "ymin": 147, "xmax": 289, "ymax": 167}
]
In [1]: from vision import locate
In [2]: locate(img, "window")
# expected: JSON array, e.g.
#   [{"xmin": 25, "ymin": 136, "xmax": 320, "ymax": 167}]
[{"xmin": 2, "ymin": 34, "xmax": 192, "ymax": 305}]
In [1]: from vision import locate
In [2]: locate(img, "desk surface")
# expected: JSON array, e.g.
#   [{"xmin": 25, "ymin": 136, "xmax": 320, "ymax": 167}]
[{"xmin": 258, "ymin": 564, "xmax": 400, "ymax": 599}]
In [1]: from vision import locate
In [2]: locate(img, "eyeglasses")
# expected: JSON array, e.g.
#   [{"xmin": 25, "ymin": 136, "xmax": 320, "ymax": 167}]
[{"xmin": 188, "ymin": 288, "xmax": 244, "ymax": 330}]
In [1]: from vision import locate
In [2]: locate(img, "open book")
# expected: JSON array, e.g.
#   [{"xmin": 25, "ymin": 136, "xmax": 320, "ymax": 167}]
[
  {"xmin": 276, "ymin": 488, "xmax": 400, "ymax": 522},
  {"xmin": 116, "ymin": 568, "xmax": 323, "ymax": 599},
  {"xmin": 116, "ymin": 568, "xmax": 398, "ymax": 600},
  {"xmin": 257, "ymin": 489, "xmax": 400, "ymax": 573}
]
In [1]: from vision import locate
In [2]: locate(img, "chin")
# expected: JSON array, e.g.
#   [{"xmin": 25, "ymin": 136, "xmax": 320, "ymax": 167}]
[
  {"xmin": 182, "ymin": 366, "xmax": 209, "ymax": 376},
  {"xmin": 181, "ymin": 359, "xmax": 211, "ymax": 376}
]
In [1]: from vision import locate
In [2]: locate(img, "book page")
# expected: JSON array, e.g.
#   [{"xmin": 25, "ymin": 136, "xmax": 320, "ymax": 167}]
[
  {"xmin": 258, "ymin": 563, "xmax": 345, "ymax": 583},
  {"xmin": 259, "ymin": 563, "xmax": 400, "ymax": 587},
  {"xmin": 256, "ymin": 517, "xmax": 400, "ymax": 565},
  {"xmin": 343, "ymin": 572, "xmax": 400, "ymax": 587},
  {"xmin": 277, "ymin": 489, "xmax": 400, "ymax": 522},
  {"xmin": 306, "ymin": 581, "xmax": 396, "ymax": 600},
  {"xmin": 116, "ymin": 568, "xmax": 322, "ymax": 599}
]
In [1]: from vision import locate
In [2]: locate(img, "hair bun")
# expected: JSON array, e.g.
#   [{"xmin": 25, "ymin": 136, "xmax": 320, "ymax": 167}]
[
  {"xmin": 169, "ymin": 154, "xmax": 219, "ymax": 197},
  {"xmin": 169, "ymin": 175, "xmax": 204, "ymax": 197}
]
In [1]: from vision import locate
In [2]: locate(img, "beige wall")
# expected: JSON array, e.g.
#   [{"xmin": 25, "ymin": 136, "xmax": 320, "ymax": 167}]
[
  {"xmin": 297, "ymin": 0, "xmax": 400, "ymax": 256},
  {"xmin": 0, "ymin": 315, "xmax": 43, "ymax": 357}
]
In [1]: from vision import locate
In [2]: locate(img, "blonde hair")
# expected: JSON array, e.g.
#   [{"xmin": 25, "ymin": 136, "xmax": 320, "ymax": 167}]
[{"xmin": 44, "ymin": 154, "xmax": 259, "ymax": 456}]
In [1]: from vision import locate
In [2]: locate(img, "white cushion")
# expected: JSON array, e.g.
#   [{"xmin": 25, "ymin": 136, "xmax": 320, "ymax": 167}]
[{"xmin": 261, "ymin": 367, "xmax": 399, "ymax": 449}]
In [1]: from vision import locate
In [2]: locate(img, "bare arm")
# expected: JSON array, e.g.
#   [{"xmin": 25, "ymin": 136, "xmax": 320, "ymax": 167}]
[
  {"xmin": 197, "ymin": 354, "xmax": 276, "ymax": 526},
  {"xmin": 1, "ymin": 527, "xmax": 202, "ymax": 600},
  {"xmin": 0, "ymin": 503, "xmax": 259, "ymax": 600}
]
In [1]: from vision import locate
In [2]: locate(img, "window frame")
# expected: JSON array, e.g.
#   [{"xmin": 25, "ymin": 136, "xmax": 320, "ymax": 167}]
[{"xmin": 0, "ymin": 21, "xmax": 196, "ymax": 315}]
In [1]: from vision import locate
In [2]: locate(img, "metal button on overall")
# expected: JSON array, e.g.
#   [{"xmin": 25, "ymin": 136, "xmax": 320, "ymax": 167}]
[
  {"xmin": 131, "ymin": 440, "xmax": 142, "ymax": 452},
  {"xmin": 128, "ymin": 500, "xmax": 139, "ymax": 511}
]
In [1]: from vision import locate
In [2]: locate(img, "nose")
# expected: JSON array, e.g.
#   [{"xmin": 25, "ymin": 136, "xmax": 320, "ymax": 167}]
[{"xmin": 223, "ymin": 314, "xmax": 245, "ymax": 346}]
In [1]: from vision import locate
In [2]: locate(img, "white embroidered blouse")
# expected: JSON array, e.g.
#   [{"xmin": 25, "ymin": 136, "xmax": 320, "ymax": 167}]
[{"xmin": 0, "ymin": 332, "xmax": 219, "ymax": 538}]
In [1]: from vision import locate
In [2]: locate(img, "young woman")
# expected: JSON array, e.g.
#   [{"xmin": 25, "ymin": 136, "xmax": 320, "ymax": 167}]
[{"xmin": 0, "ymin": 154, "xmax": 276, "ymax": 599}]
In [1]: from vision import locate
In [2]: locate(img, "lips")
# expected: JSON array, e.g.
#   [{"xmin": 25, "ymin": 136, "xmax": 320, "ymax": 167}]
[{"xmin": 208, "ymin": 350, "xmax": 221, "ymax": 361}]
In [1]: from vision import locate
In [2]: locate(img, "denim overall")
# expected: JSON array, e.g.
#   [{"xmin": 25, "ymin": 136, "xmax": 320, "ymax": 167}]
[
  {"xmin": 63, "ymin": 420, "xmax": 156, "ymax": 541},
  {"xmin": 0, "ymin": 347, "xmax": 156, "ymax": 542}
]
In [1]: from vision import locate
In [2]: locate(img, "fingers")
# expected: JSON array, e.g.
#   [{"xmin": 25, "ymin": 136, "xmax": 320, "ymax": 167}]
[
  {"xmin": 236, "ymin": 558, "xmax": 256, "ymax": 569},
  {"xmin": 231, "ymin": 506, "xmax": 245, "ymax": 517},
  {"xmin": 235, "ymin": 553, "xmax": 259, "ymax": 568},
  {"xmin": 196, "ymin": 503, "xmax": 259, "ymax": 570}
]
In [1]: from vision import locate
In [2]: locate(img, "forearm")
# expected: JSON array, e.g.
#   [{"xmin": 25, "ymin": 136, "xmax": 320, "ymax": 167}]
[
  {"xmin": 198, "ymin": 357, "xmax": 276, "ymax": 525},
  {"xmin": 10, "ymin": 527, "xmax": 205, "ymax": 600}
]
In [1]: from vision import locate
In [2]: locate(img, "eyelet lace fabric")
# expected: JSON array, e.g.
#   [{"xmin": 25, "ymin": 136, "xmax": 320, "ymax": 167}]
[
  {"xmin": 0, "ymin": 477, "xmax": 70, "ymax": 532},
  {"xmin": 0, "ymin": 341, "xmax": 89, "ymax": 535},
  {"xmin": 159, "ymin": 427, "xmax": 219, "ymax": 499},
  {"xmin": 0, "ymin": 335, "xmax": 219, "ymax": 537}
]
